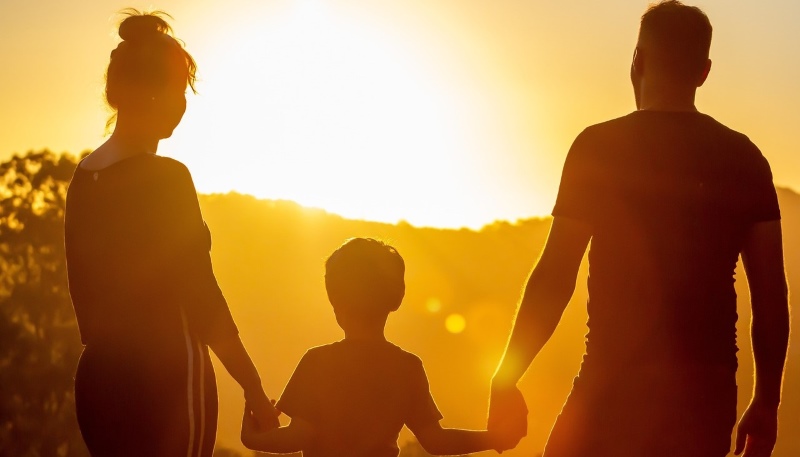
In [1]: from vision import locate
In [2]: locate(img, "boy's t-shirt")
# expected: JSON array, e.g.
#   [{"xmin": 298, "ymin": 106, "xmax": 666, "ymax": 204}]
[{"xmin": 276, "ymin": 339, "xmax": 443, "ymax": 457}]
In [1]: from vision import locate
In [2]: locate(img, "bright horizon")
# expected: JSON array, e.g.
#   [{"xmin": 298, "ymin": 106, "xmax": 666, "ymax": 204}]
[{"xmin": 2, "ymin": 0, "xmax": 799, "ymax": 228}]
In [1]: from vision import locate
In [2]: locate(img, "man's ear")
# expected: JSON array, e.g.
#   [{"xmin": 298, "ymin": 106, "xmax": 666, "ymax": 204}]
[
  {"xmin": 632, "ymin": 47, "xmax": 644, "ymax": 75},
  {"xmin": 697, "ymin": 58, "xmax": 712, "ymax": 87}
]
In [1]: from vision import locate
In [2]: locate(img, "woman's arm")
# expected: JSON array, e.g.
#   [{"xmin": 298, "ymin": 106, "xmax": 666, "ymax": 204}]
[
  {"xmin": 163, "ymin": 161, "xmax": 279, "ymax": 428},
  {"xmin": 210, "ymin": 334, "xmax": 280, "ymax": 430},
  {"xmin": 241, "ymin": 406, "xmax": 314, "ymax": 453}
]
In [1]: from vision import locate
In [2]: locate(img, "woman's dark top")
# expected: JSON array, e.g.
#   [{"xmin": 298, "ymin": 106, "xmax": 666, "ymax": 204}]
[
  {"xmin": 65, "ymin": 153, "xmax": 238, "ymax": 349},
  {"xmin": 64, "ymin": 153, "xmax": 236, "ymax": 456}
]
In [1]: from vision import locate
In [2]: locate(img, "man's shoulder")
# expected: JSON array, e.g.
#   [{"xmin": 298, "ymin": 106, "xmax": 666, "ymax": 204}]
[
  {"xmin": 582, "ymin": 111, "xmax": 638, "ymax": 132},
  {"xmin": 570, "ymin": 113, "xmax": 640, "ymax": 146},
  {"xmin": 582, "ymin": 111, "xmax": 759, "ymax": 149},
  {"xmin": 693, "ymin": 112, "xmax": 758, "ymax": 146}
]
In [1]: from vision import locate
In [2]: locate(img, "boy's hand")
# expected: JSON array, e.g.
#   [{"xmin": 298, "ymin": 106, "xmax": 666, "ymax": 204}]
[{"xmin": 241, "ymin": 403, "xmax": 260, "ymax": 447}]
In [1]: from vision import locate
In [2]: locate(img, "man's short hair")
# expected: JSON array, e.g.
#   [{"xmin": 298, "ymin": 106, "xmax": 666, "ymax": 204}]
[
  {"xmin": 325, "ymin": 238, "xmax": 405, "ymax": 317},
  {"xmin": 639, "ymin": 1, "xmax": 712, "ymax": 83}
]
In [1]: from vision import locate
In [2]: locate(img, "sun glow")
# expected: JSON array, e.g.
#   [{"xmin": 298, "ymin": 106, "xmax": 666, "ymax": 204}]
[
  {"xmin": 445, "ymin": 313, "xmax": 466, "ymax": 334},
  {"xmin": 165, "ymin": 1, "xmax": 545, "ymax": 228}
]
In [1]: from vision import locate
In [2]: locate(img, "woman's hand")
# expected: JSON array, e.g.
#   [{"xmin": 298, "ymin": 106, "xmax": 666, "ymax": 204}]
[{"xmin": 208, "ymin": 334, "xmax": 280, "ymax": 429}]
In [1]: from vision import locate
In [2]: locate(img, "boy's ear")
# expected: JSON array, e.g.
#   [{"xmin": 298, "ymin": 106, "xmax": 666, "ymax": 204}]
[{"xmin": 389, "ymin": 288, "xmax": 405, "ymax": 312}]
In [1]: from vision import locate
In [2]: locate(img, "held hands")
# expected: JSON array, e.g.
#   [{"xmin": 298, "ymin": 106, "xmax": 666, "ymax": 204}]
[
  {"xmin": 241, "ymin": 402, "xmax": 260, "ymax": 447},
  {"xmin": 487, "ymin": 426, "xmax": 524, "ymax": 454},
  {"xmin": 487, "ymin": 382, "xmax": 528, "ymax": 453},
  {"xmin": 242, "ymin": 398, "xmax": 282, "ymax": 449},
  {"xmin": 734, "ymin": 399, "xmax": 779, "ymax": 457},
  {"xmin": 244, "ymin": 388, "xmax": 280, "ymax": 431}
]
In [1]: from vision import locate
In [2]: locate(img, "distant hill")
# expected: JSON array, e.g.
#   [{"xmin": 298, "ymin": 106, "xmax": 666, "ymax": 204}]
[{"xmin": 198, "ymin": 187, "xmax": 799, "ymax": 456}]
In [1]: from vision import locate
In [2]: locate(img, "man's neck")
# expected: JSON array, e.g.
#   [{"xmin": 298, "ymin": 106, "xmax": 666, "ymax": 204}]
[{"xmin": 637, "ymin": 84, "xmax": 698, "ymax": 112}]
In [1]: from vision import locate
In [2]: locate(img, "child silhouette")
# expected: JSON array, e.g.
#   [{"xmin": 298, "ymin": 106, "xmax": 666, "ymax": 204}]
[{"xmin": 241, "ymin": 238, "xmax": 520, "ymax": 456}]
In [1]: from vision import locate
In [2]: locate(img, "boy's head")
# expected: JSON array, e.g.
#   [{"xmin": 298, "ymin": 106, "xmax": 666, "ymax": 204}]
[{"xmin": 325, "ymin": 238, "xmax": 405, "ymax": 321}]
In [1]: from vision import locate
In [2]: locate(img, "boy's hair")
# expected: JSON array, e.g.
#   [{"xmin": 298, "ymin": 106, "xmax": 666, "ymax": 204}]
[
  {"xmin": 639, "ymin": 1, "xmax": 712, "ymax": 83},
  {"xmin": 325, "ymin": 238, "xmax": 405, "ymax": 317}
]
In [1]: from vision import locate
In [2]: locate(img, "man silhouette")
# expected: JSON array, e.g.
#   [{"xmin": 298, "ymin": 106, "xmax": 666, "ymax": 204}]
[{"xmin": 488, "ymin": 2, "xmax": 789, "ymax": 457}]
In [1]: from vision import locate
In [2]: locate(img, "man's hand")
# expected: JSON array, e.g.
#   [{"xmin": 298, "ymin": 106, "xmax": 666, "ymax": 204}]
[
  {"xmin": 487, "ymin": 382, "xmax": 528, "ymax": 452},
  {"xmin": 245, "ymin": 388, "xmax": 280, "ymax": 431},
  {"xmin": 734, "ymin": 399, "xmax": 779, "ymax": 457},
  {"xmin": 487, "ymin": 422, "xmax": 525, "ymax": 453}
]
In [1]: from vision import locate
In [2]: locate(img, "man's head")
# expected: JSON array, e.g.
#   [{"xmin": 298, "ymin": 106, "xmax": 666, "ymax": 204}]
[
  {"xmin": 634, "ymin": 1, "xmax": 712, "ymax": 91},
  {"xmin": 325, "ymin": 238, "xmax": 405, "ymax": 324}
]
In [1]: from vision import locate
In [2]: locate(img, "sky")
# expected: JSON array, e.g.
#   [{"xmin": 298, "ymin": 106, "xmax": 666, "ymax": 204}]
[{"xmin": 1, "ymin": 0, "xmax": 799, "ymax": 228}]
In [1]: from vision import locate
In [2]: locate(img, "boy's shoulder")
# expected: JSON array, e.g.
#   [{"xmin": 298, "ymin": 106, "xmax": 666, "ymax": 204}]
[{"xmin": 303, "ymin": 339, "xmax": 425, "ymax": 368}]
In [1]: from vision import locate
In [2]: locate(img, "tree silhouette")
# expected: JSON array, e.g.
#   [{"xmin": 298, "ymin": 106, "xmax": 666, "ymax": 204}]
[{"xmin": 0, "ymin": 151, "xmax": 88, "ymax": 456}]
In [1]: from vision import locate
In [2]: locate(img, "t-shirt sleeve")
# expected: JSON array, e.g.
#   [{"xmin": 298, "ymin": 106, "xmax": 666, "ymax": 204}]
[
  {"xmin": 742, "ymin": 145, "xmax": 781, "ymax": 223},
  {"xmin": 164, "ymin": 161, "xmax": 238, "ymax": 344},
  {"xmin": 552, "ymin": 128, "xmax": 602, "ymax": 224},
  {"xmin": 276, "ymin": 351, "xmax": 319, "ymax": 423},
  {"xmin": 404, "ymin": 356, "xmax": 443, "ymax": 432}
]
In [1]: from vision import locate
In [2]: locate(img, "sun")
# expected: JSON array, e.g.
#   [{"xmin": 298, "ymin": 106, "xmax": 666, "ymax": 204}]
[{"xmin": 165, "ymin": 1, "xmax": 546, "ymax": 228}]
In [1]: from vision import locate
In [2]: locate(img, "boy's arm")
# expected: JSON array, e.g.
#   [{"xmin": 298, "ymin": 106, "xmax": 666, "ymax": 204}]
[
  {"xmin": 411, "ymin": 421, "xmax": 515, "ymax": 455},
  {"xmin": 241, "ymin": 406, "xmax": 315, "ymax": 453}
]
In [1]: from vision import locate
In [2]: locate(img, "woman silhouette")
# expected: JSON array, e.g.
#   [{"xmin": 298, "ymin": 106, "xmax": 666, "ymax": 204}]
[{"xmin": 64, "ymin": 10, "xmax": 278, "ymax": 456}]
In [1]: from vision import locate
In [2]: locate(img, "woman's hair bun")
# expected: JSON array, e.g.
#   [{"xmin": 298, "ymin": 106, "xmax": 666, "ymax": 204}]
[{"xmin": 118, "ymin": 10, "xmax": 173, "ymax": 42}]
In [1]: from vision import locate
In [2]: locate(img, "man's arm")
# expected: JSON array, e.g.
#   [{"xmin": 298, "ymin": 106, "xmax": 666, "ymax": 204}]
[
  {"xmin": 489, "ymin": 216, "xmax": 591, "ymax": 432},
  {"xmin": 735, "ymin": 220, "xmax": 790, "ymax": 457}
]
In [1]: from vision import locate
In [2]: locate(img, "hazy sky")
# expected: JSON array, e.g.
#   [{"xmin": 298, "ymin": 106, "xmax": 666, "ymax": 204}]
[{"xmin": 2, "ymin": 0, "xmax": 798, "ymax": 228}]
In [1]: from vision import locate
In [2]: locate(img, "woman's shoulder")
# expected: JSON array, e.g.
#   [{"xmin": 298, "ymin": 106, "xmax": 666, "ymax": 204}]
[
  {"xmin": 133, "ymin": 156, "xmax": 198, "ymax": 192},
  {"xmin": 148, "ymin": 155, "xmax": 192, "ymax": 177}
]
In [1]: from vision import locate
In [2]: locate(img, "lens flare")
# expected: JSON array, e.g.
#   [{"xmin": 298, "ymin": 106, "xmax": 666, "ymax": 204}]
[{"xmin": 445, "ymin": 313, "xmax": 466, "ymax": 334}]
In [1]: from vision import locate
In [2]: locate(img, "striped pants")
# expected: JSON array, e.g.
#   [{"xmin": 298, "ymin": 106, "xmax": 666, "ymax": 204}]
[{"xmin": 75, "ymin": 332, "xmax": 217, "ymax": 457}]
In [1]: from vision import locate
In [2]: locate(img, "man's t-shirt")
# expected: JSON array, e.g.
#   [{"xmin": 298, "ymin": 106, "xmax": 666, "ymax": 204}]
[
  {"xmin": 552, "ymin": 110, "xmax": 780, "ymax": 374},
  {"xmin": 276, "ymin": 339, "xmax": 443, "ymax": 457}
]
